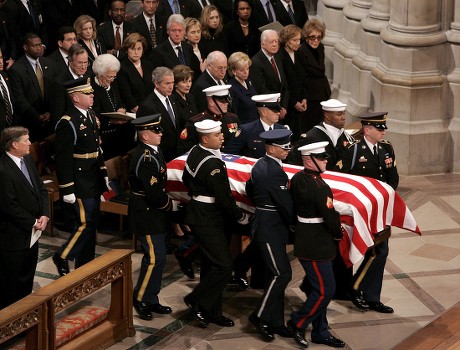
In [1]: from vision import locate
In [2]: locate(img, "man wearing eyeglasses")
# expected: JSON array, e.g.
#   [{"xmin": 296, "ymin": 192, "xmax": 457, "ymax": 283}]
[
  {"xmin": 191, "ymin": 50, "xmax": 230, "ymax": 113},
  {"xmin": 57, "ymin": 43, "xmax": 90, "ymax": 82},
  {"xmin": 52, "ymin": 77, "xmax": 108, "ymax": 277}
]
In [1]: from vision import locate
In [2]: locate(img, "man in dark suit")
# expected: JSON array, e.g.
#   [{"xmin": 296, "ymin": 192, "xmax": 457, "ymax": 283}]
[
  {"xmin": 47, "ymin": 27, "xmax": 78, "ymax": 76},
  {"xmin": 190, "ymin": 50, "xmax": 228, "ymax": 112},
  {"xmin": 97, "ymin": 0, "xmax": 132, "ymax": 59},
  {"xmin": 0, "ymin": 0, "xmax": 48, "ymax": 57},
  {"xmin": 0, "ymin": 49, "xmax": 15, "ymax": 132},
  {"xmin": 0, "ymin": 5, "xmax": 17, "ymax": 68},
  {"xmin": 52, "ymin": 77, "xmax": 108, "ymax": 277},
  {"xmin": 246, "ymin": 128, "xmax": 295, "ymax": 342},
  {"xmin": 273, "ymin": 0, "xmax": 307, "ymax": 27},
  {"xmin": 8, "ymin": 33, "xmax": 59, "ymax": 141},
  {"xmin": 157, "ymin": 0, "xmax": 201, "ymax": 20},
  {"xmin": 152, "ymin": 14, "xmax": 200, "ymax": 79},
  {"xmin": 0, "ymin": 126, "xmax": 49, "ymax": 310},
  {"xmin": 130, "ymin": 0, "xmax": 167, "ymax": 61},
  {"xmin": 137, "ymin": 66, "xmax": 182, "ymax": 162},
  {"xmin": 251, "ymin": 0, "xmax": 277, "ymax": 30},
  {"xmin": 250, "ymin": 30, "xmax": 289, "ymax": 123},
  {"xmin": 338, "ymin": 112, "xmax": 398, "ymax": 315}
]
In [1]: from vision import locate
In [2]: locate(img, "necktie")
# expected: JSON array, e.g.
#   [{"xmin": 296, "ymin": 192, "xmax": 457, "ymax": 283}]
[
  {"xmin": 373, "ymin": 145, "xmax": 379, "ymax": 161},
  {"xmin": 172, "ymin": 0, "xmax": 180, "ymax": 13},
  {"xmin": 165, "ymin": 97, "xmax": 176, "ymax": 127},
  {"xmin": 176, "ymin": 46, "xmax": 186, "ymax": 64},
  {"xmin": 269, "ymin": 126, "xmax": 273, "ymax": 130},
  {"xmin": 27, "ymin": 1, "xmax": 39, "ymax": 30},
  {"xmin": 149, "ymin": 18, "xmax": 157, "ymax": 48},
  {"xmin": 0, "ymin": 79, "xmax": 13, "ymax": 125},
  {"xmin": 36, "ymin": 60, "xmax": 45, "ymax": 97},
  {"xmin": 20, "ymin": 158, "xmax": 33, "ymax": 186},
  {"xmin": 265, "ymin": 0, "xmax": 274, "ymax": 22},
  {"xmin": 270, "ymin": 57, "xmax": 279, "ymax": 81},
  {"xmin": 114, "ymin": 26, "xmax": 122, "ymax": 50},
  {"xmin": 287, "ymin": 4, "xmax": 295, "ymax": 23}
]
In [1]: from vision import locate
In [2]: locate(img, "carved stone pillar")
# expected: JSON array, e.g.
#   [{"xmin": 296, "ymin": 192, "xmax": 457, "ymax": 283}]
[{"xmin": 371, "ymin": 0, "xmax": 448, "ymax": 175}]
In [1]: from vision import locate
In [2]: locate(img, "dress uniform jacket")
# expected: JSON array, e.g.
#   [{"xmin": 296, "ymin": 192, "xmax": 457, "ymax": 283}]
[
  {"xmin": 340, "ymin": 138, "xmax": 399, "ymax": 190},
  {"xmin": 225, "ymin": 119, "xmax": 286, "ymax": 158},
  {"xmin": 291, "ymin": 168, "xmax": 342, "ymax": 260},
  {"xmin": 55, "ymin": 106, "xmax": 107, "ymax": 198},
  {"xmin": 178, "ymin": 110, "xmax": 240, "ymax": 155},
  {"xmin": 128, "ymin": 142, "xmax": 173, "ymax": 235}
]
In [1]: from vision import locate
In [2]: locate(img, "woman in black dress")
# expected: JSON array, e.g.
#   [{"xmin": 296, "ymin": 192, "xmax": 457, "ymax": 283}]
[
  {"xmin": 199, "ymin": 5, "xmax": 227, "ymax": 57},
  {"xmin": 74, "ymin": 15, "xmax": 105, "ymax": 68},
  {"xmin": 172, "ymin": 64, "xmax": 198, "ymax": 124}
]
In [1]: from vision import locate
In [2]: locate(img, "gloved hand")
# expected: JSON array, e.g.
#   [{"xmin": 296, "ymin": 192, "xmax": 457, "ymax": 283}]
[
  {"xmin": 63, "ymin": 193, "xmax": 76, "ymax": 204},
  {"xmin": 237, "ymin": 212, "xmax": 251, "ymax": 225},
  {"xmin": 171, "ymin": 200, "xmax": 180, "ymax": 211},
  {"xmin": 104, "ymin": 177, "xmax": 112, "ymax": 191}
]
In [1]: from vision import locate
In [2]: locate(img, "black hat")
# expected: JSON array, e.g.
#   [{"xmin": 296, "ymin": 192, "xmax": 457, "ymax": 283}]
[
  {"xmin": 359, "ymin": 112, "xmax": 388, "ymax": 130},
  {"xmin": 63, "ymin": 77, "xmax": 93, "ymax": 94},
  {"xmin": 259, "ymin": 128, "xmax": 292, "ymax": 150},
  {"xmin": 131, "ymin": 114, "xmax": 163, "ymax": 132}
]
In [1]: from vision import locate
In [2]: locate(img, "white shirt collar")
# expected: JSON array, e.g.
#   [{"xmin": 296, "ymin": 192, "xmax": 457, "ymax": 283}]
[
  {"xmin": 112, "ymin": 21, "xmax": 124, "ymax": 32},
  {"xmin": 199, "ymin": 144, "xmax": 222, "ymax": 159},
  {"xmin": 260, "ymin": 119, "xmax": 273, "ymax": 132},
  {"xmin": 266, "ymin": 154, "xmax": 283, "ymax": 167},
  {"xmin": 6, "ymin": 151, "xmax": 22, "ymax": 169},
  {"xmin": 364, "ymin": 135, "xmax": 377, "ymax": 153},
  {"xmin": 143, "ymin": 12, "xmax": 156, "ymax": 26},
  {"xmin": 323, "ymin": 123, "xmax": 343, "ymax": 146},
  {"xmin": 146, "ymin": 143, "xmax": 158, "ymax": 152}
]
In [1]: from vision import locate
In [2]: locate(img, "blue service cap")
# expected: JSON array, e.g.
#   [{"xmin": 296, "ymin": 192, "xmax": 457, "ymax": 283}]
[{"xmin": 259, "ymin": 128, "xmax": 292, "ymax": 150}]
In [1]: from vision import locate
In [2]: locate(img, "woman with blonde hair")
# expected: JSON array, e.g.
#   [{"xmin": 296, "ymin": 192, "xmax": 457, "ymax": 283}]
[
  {"xmin": 74, "ymin": 15, "xmax": 105, "ymax": 67},
  {"xmin": 185, "ymin": 17, "xmax": 206, "ymax": 72},
  {"xmin": 199, "ymin": 5, "xmax": 227, "ymax": 57}
]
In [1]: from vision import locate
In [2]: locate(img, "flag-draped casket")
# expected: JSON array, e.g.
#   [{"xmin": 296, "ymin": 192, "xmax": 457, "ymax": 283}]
[{"xmin": 167, "ymin": 154, "xmax": 421, "ymax": 266}]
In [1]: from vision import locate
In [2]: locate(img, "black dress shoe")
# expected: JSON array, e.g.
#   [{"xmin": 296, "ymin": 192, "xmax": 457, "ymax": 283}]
[
  {"xmin": 184, "ymin": 294, "xmax": 209, "ymax": 327},
  {"xmin": 148, "ymin": 303, "xmax": 172, "ymax": 314},
  {"xmin": 311, "ymin": 335, "xmax": 346, "ymax": 348},
  {"xmin": 272, "ymin": 325, "xmax": 293, "ymax": 338},
  {"xmin": 175, "ymin": 250, "xmax": 195, "ymax": 279},
  {"xmin": 287, "ymin": 320, "xmax": 308, "ymax": 348},
  {"xmin": 229, "ymin": 276, "xmax": 249, "ymax": 290},
  {"xmin": 352, "ymin": 291, "xmax": 370, "ymax": 311},
  {"xmin": 133, "ymin": 300, "xmax": 153, "ymax": 320},
  {"xmin": 368, "ymin": 301, "xmax": 394, "ymax": 313},
  {"xmin": 210, "ymin": 315, "xmax": 234, "ymax": 327},
  {"xmin": 52, "ymin": 252, "xmax": 69, "ymax": 277},
  {"xmin": 249, "ymin": 313, "xmax": 274, "ymax": 341}
]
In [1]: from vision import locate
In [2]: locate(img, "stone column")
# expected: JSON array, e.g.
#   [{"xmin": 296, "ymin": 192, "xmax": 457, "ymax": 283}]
[{"xmin": 370, "ymin": 0, "xmax": 448, "ymax": 175}]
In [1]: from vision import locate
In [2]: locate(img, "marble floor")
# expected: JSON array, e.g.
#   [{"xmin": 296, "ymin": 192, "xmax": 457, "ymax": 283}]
[{"xmin": 24, "ymin": 174, "xmax": 460, "ymax": 349}]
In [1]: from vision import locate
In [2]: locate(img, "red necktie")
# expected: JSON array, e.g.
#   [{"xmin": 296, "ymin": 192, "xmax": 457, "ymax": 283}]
[
  {"xmin": 271, "ymin": 57, "xmax": 279, "ymax": 81},
  {"xmin": 114, "ymin": 26, "xmax": 121, "ymax": 50}
]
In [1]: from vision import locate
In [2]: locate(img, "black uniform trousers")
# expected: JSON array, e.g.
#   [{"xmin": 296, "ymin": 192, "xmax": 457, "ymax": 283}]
[
  {"xmin": 189, "ymin": 222, "xmax": 233, "ymax": 320},
  {"xmin": 353, "ymin": 239, "xmax": 389, "ymax": 302},
  {"xmin": 254, "ymin": 242, "xmax": 292, "ymax": 328},
  {"xmin": 134, "ymin": 233, "xmax": 167, "ymax": 305},
  {"xmin": 291, "ymin": 259, "xmax": 335, "ymax": 340},
  {"xmin": 0, "ymin": 242, "xmax": 39, "ymax": 309},
  {"xmin": 58, "ymin": 197, "xmax": 100, "ymax": 268}
]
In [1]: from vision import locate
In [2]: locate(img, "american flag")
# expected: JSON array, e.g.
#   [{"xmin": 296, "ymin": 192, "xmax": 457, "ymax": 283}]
[{"xmin": 167, "ymin": 154, "xmax": 421, "ymax": 266}]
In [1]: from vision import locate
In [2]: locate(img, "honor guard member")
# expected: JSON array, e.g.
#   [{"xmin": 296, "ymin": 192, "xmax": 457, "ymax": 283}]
[
  {"xmin": 178, "ymin": 85, "xmax": 240, "ymax": 155},
  {"xmin": 290, "ymin": 98, "xmax": 354, "ymax": 300},
  {"xmin": 288, "ymin": 141, "xmax": 346, "ymax": 349},
  {"xmin": 338, "ymin": 112, "xmax": 398, "ymax": 314},
  {"xmin": 52, "ymin": 77, "xmax": 108, "ymax": 277},
  {"xmin": 246, "ymin": 129, "xmax": 295, "ymax": 342},
  {"xmin": 182, "ymin": 119, "xmax": 250, "ymax": 328},
  {"xmin": 225, "ymin": 93, "xmax": 289, "ymax": 158},
  {"xmin": 128, "ymin": 114, "xmax": 179, "ymax": 320}
]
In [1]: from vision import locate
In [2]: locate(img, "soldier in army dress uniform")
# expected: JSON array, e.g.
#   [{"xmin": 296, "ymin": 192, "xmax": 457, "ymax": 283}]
[
  {"xmin": 52, "ymin": 77, "xmax": 108, "ymax": 277},
  {"xmin": 178, "ymin": 85, "xmax": 240, "ymax": 155},
  {"xmin": 338, "ymin": 112, "xmax": 398, "ymax": 314},
  {"xmin": 182, "ymin": 119, "xmax": 250, "ymax": 328},
  {"xmin": 128, "ymin": 114, "xmax": 180, "ymax": 320}
]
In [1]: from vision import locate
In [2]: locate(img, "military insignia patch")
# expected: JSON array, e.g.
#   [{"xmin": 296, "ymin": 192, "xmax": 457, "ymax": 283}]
[
  {"xmin": 326, "ymin": 197, "xmax": 333, "ymax": 209},
  {"xmin": 160, "ymin": 167, "xmax": 165, "ymax": 173},
  {"xmin": 79, "ymin": 124, "xmax": 87, "ymax": 130},
  {"xmin": 210, "ymin": 169, "xmax": 220, "ymax": 176},
  {"xmin": 358, "ymin": 156, "xmax": 367, "ymax": 162},
  {"xmin": 180, "ymin": 128, "xmax": 188, "ymax": 139},
  {"xmin": 227, "ymin": 123, "xmax": 238, "ymax": 133},
  {"xmin": 150, "ymin": 176, "xmax": 158, "ymax": 185},
  {"xmin": 336, "ymin": 160, "xmax": 343, "ymax": 169}
]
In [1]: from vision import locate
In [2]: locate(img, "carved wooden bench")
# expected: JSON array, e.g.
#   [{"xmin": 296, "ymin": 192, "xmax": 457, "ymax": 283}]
[{"xmin": 0, "ymin": 249, "xmax": 135, "ymax": 350}]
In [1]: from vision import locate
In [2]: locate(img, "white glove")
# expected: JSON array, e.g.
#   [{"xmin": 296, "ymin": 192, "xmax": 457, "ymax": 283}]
[
  {"xmin": 63, "ymin": 193, "xmax": 76, "ymax": 204},
  {"xmin": 237, "ymin": 212, "xmax": 251, "ymax": 225},
  {"xmin": 171, "ymin": 200, "xmax": 180, "ymax": 211},
  {"xmin": 104, "ymin": 177, "xmax": 112, "ymax": 191}
]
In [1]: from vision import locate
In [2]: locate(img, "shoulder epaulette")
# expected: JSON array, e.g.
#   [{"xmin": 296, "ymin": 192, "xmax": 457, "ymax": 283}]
[
  {"xmin": 346, "ymin": 139, "xmax": 359, "ymax": 149},
  {"xmin": 380, "ymin": 139, "xmax": 392, "ymax": 145}
]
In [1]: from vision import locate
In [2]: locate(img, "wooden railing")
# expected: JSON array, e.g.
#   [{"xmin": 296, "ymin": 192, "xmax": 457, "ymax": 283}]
[{"xmin": 0, "ymin": 249, "xmax": 135, "ymax": 350}]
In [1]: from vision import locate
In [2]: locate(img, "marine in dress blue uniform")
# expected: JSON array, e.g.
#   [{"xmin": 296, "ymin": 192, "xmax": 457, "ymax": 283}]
[
  {"xmin": 128, "ymin": 114, "xmax": 179, "ymax": 320},
  {"xmin": 246, "ymin": 129, "xmax": 295, "ymax": 342},
  {"xmin": 182, "ymin": 119, "xmax": 249, "ymax": 328},
  {"xmin": 338, "ymin": 112, "xmax": 398, "ymax": 314},
  {"xmin": 53, "ymin": 78, "xmax": 108, "ymax": 276},
  {"xmin": 288, "ymin": 141, "xmax": 346, "ymax": 348},
  {"xmin": 225, "ymin": 93, "xmax": 288, "ymax": 158}
]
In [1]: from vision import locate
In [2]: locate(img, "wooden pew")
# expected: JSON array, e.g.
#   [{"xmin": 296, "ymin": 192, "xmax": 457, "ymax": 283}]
[{"xmin": 0, "ymin": 249, "xmax": 135, "ymax": 350}]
